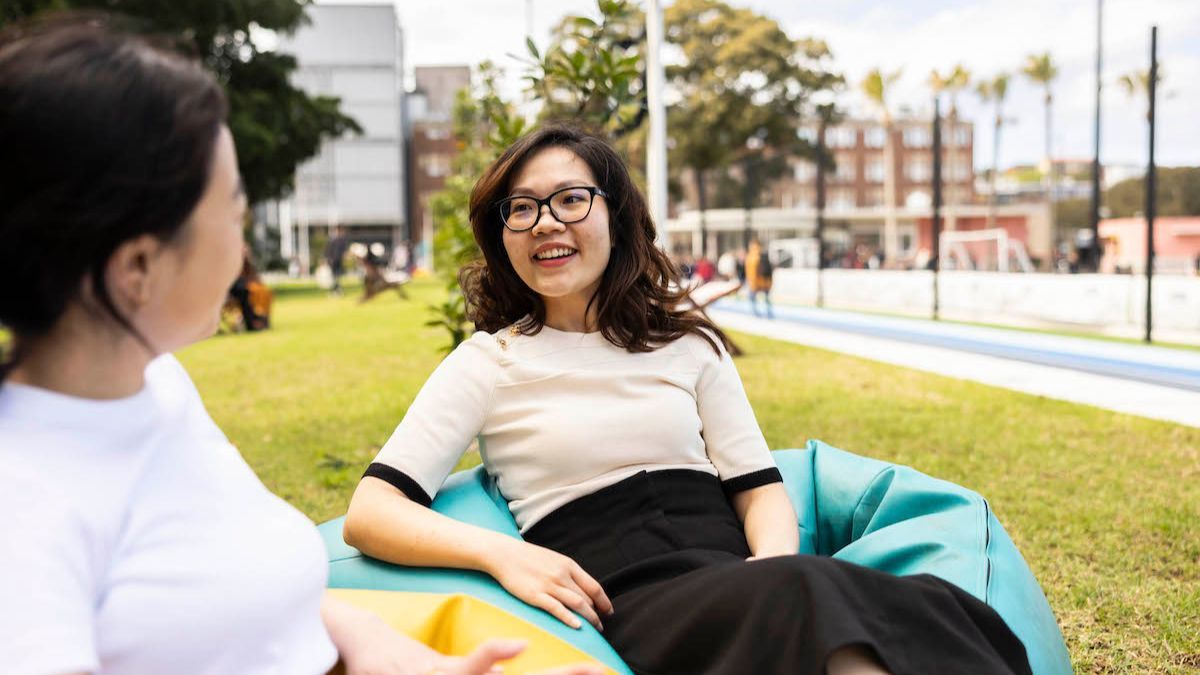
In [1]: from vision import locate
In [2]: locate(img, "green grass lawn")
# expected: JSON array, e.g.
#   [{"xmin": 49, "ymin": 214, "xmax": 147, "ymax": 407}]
[{"xmin": 179, "ymin": 279, "xmax": 1199, "ymax": 674}]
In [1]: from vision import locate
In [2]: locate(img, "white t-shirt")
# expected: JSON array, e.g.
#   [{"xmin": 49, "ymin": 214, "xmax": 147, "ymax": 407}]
[
  {"xmin": 368, "ymin": 325, "xmax": 780, "ymax": 531},
  {"xmin": 0, "ymin": 355, "xmax": 337, "ymax": 675}
]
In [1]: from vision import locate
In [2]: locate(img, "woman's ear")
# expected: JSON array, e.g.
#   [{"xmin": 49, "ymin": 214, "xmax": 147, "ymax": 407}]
[{"xmin": 104, "ymin": 234, "xmax": 166, "ymax": 311}]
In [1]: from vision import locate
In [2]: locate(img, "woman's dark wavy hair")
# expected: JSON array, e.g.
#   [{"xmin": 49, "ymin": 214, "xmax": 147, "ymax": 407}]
[
  {"xmin": 461, "ymin": 123, "xmax": 731, "ymax": 355},
  {"xmin": 0, "ymin": 13, "xmax": 228, "ymax": 380}
]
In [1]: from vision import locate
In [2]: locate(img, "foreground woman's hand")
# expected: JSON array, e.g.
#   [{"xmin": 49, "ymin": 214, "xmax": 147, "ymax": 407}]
[
  {"xmin": 486, "ymin": 539, "xmax": 614, "ymax": 631},
  {"xmin": 349, "ymin": 634, "xmax": 606, "ymax": 675},
  {"xmin": 324, "ymin": 595, "xmax": 606, "ymax": 675}
]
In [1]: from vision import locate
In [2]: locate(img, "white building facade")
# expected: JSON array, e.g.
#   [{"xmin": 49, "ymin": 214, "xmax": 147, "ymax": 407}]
[{"xmin": 273, "ymin": 4, "xmax": 407, "ymax": 272}]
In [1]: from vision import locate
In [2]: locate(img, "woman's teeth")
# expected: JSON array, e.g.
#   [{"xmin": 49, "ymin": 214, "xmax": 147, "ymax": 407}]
[{"xmin": 535, "ymin": 247, "xmax": 576, "ymax": 260}]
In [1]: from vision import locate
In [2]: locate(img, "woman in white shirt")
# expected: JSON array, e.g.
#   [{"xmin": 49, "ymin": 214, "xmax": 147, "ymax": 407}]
[
  {"xmin": 0, "ymin": 15, "xmax": 599, "ymax": 675},
  {"xmin": 344, "ymin": 125, "xmax": 1033, "ymax": 675}
]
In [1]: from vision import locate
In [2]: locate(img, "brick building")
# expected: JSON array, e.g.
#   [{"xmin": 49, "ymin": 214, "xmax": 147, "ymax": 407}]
[
  {"xmin": 787, "ymin": 116, "xmax": 974, "ymax": 210},
  {"xmin": 407, "ymin": 65, "xmax": 470, "ymax": 271}
]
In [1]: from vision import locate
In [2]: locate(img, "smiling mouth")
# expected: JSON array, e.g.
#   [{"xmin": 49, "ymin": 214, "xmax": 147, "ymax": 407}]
[{"xmin": 533, "ymin": 247, "xmax": 577, "ymax": 261}]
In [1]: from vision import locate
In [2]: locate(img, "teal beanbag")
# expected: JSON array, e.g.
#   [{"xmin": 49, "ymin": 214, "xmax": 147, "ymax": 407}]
[{"xmin": 320, "ymin": 440, "xmax": 1071, "ymax": 675}]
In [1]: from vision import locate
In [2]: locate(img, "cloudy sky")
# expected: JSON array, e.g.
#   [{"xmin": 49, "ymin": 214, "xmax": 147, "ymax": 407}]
[{"xmin": 347, "ymin": 0, "xmax": 1198, "ymax": 171}]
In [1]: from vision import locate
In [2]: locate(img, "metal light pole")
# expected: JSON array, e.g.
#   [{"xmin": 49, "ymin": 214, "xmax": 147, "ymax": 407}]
[
  {"xmin": 742, "ymin": 155, "xmax": 754, "ymax": 249},
  {"xmin": 1088, "ymin": 0, "xmax": 1104, "ymax": 270},
  {"xmin": 1144, "ymin": 26, "xmax": 1158, "ymax": 343},
  {"xmin": 815, "ymin": 116, "xmax": 829, "ymax": 308},
  {"xmin": 931, "ymin": 96, "xmax": 943, "ymax": 320},
  {"xmin": 645, "ymin": 0, "xmax": 668, "ymax": 249}
]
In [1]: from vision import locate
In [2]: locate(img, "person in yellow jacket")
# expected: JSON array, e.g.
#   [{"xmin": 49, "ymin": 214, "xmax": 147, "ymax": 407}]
[{"xmin": 746, "ymin": 239, "xmax": 774, "ymax": 319}]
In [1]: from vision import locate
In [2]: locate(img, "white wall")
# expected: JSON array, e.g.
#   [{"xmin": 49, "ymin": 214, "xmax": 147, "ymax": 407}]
[
  {"xmin": 770, "ymin": 269, "xmax": 1200, "ymax": 342},
  {"xmin": 279, "ymin": 4, "xmax": 404, "ymax": 227}
]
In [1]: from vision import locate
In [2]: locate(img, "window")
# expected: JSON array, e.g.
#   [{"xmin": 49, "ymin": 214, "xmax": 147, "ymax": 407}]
[
  {"xmin": 829, "ymin": 188, "xmax": 856, "ymax": 212},
  {"xmin": 835, "ymin": 154, "xmax": 857, "ymax": 182},
  {"xmin": 794, "ymin": 162, "xmax": 814, "ymax": 182},
  {"xmin": 797, "ymin": 126, "xmax": 817, "ymax": 144},
  {"xmin": 864, "ymin": 127, "xmax": 887, "ymax": 148},
  {"xmin": 905, "ymin": 158, "xmax": 930, "ymax": 182},
  {"xmin": 827, "ymin": 126, "xmax": 857, "ymax": 148},
  {"xmin": 953, "ymin": 124, "xmax": 971, "ymax": 147},
  {"xmin": 424, "ymin": 126, "xmax": 451, "ymax": 141},
  {"xmin": 865, "ymin": 158, "xmax": 886, "ymax": 183},
  {"xmin": 863, "ymin": 187, "xmax": 885, "ymax": 206},
  {"xmin": 419, "ymin": 153, "xmax": 451, "ymax": 178},
  {"xmin": 903, "ymin": 126, "xmax": 930, "ymax": 148},
  {"xmin": 904, "ymin": 190, "xmax": 931, "ymax": 208}
]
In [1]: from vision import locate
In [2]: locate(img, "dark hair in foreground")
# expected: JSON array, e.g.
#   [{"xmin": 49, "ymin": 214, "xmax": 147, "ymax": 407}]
[
  {"xmin": 0, "ymin": 13, "xmax": 228, "ymax": 379},
  {"xmin": 462, "ymin": 124, "xmax": 731, "ymax": 355}
]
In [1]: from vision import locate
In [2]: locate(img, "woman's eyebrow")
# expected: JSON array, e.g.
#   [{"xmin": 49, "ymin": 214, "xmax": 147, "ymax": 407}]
[{"xmin": 509, "ymin": 180, "xmax": 590, "ymax": 196}]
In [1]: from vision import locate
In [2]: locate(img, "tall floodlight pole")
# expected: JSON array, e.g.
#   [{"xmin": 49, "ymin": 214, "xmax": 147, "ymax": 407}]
[
  {"xmin": 1145, "ymin": 26, "xmax": 1158, "ymax": 343},
  {"xmin": 646, "ymin": 0, "xmax": 668, "ymax": 248},
  {"xmin": 931, "ymin": 96, "xmax": 943, "ymax": 320},
  {"xmin": 1088, "ymin": 0, "xmax": 1104, "ymax": 270}
]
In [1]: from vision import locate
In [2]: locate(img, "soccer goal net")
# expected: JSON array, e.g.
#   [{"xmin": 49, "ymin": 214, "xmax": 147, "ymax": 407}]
[{"xmin": 939, "ymin": 228, "xmax": 1034, "ymax": 272}]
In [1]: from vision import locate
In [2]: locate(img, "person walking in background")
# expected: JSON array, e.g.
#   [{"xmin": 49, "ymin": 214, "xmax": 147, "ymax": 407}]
[
  {"xmin": 746, "ymin": 238, "xmax": 774, "ymax": 319},
  {"xmin": 325, "ymin": 226, "xmax": 349, "ymax": 295}
]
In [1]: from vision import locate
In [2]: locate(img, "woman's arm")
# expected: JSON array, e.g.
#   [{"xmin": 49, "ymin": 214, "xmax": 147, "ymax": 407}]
[
  {"xmin": 344, "ymin": 478, "xmax": 613, "ymax": 630},
  {"xmin": 731, "ymin": 482, "xmax": 799, "ymax": 559}
]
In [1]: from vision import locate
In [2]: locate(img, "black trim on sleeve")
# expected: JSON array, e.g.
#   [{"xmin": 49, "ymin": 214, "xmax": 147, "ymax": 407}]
[
  {"xmin": 363, "ymin": 463, "xmax": 433, "ymax": 507},
  {"xmin": 720, "ymin": 467, "xmax": 783, "ymax": 496}
]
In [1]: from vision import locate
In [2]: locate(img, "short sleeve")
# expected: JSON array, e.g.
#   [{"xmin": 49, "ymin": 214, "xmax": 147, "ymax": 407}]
[
  {"xmin": 687, "ymin": 334, "xmax": 782, "ymax": 494},
  {"xmin": 365, "ymin": 331, "xmax": 502, "ymax": 505},
  {"xmin": 0, "ymin": 472, "xmax": 99, "ymax": 674}
]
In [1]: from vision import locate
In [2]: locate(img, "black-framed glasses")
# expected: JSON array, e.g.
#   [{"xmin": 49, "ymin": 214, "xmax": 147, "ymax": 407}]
[{"xmin": 496, "ymin": 186, "xmax": 608, "ymax": 232}]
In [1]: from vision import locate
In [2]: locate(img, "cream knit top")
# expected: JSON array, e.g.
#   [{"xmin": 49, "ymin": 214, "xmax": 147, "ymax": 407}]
[{"xmin": 367, "ymin": 324, "xmax": 780, "ymax": 532}]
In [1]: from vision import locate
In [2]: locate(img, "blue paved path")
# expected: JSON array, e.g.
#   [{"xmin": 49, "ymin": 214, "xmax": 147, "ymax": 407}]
[{"xmin": 713, "ymin": 299, "xmax": 1200, "ymax": 393}]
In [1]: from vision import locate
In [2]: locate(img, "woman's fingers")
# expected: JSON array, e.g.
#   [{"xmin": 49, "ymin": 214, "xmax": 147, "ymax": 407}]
[
  {"xmin": 532, "ymin": 592, "xmax": 584, "ymax": 629},
  {"xmin": 532, "ymin": 664, "xmax": 608, "ymax": 675},
  {"xmin": 569, "ymin": 567, "xmax": 613, "ymax": 617},
  {"xmin": 443, "ymin": 639, "xmax": 527, "ymax": 674},
  {"xmin": 549, "ymin": 586, "xmax": 602, "ymax": 631}
]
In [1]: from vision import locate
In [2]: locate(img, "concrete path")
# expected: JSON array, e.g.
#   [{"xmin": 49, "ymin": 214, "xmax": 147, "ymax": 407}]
[{"xmin": 710, "ymin": 299, "xmax": 1200, "ymax": 428}]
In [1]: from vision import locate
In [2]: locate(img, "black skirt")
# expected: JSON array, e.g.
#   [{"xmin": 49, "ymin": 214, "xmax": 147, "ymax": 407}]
[{"xmin": 523, "ymin": 469, "xmax": 1031, "ymax": 675}]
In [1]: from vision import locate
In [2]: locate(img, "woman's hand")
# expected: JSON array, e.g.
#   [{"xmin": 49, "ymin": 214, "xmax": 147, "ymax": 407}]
[
  {"xmin": 324, "ymin": 596, "xmax": 606, "ymax": 675},
  {"xmin": 486, "ymin": 539, "xmax": 614, "ymax": 631},
  {"xmin": 345, "ymin": 634, "xmax": 605, "ymax": 675}
]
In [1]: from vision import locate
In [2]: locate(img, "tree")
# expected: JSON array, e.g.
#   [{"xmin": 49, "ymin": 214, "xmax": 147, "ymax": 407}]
[
  {"xmin": 663, "ymin": 0, "xmax": 840, "ymax": 256},
  {"xmin": 1106, "ymin": 167, "xmax": 1200, "ymax": 218},
  {"xmin": 975, "ymin": 73, "xmax": 1012, "ymax": 228},
  {"xmin": 523, "ymin": 0, "xmax": 645, "ymax": 139},
  {"xmin": 1022, "ymin": 52, "xmax": 1059, "ymax": 230},
  {"xmin": 929, "ymin": 64, "xmax": 969, "ymax": 207},
  {"xmin": 426, "ymin": 1, "xmax": 647, "ymax": 351},
  {"xmin": 861, "ymin": 68, "xmax": 902, "ymax": 262},
  {"xmin": 1118, "ymin": 66, "xmax": 1166, "ymax": 121},
  {"xmin": 424, "ymin": 63, "xmax": 524, "ymax": 353},
  {"xmin": 0, "ymin": 1, "xmax": 359, "ymax": 207}
]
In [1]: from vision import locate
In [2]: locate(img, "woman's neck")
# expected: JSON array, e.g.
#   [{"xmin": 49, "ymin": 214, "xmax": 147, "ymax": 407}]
[
  {"xmin": 8, "ymin": 306, "xmax": 154, "ymax": 399},
  {"xmin": 542, "ymin": 294, "xmax": 599, "ymax": 334}
]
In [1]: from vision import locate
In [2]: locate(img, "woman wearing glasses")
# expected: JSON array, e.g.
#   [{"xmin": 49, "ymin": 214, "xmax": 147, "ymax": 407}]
[{"xmin": 344, "ymin": 126, "xmax": 1031, "ymax": 675}]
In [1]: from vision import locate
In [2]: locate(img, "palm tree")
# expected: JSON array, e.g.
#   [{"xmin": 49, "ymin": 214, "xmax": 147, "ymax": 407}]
[
  {"xmin": 976, "ymin": 73, "xmax": 1011, "ymax": 228},
  {"xmin": 1022, "ymin": 52, "xmax": 1059, "ymax": 233},
  {"xmin": 932, "ymin": 65, "xmax": 970, "ymax": 226},
  {"xmin": 861, "ymin": 68, "xmax": 902, "ymax": 265},
  {"xmin": 1118, "ymin": 66, "xmax": 1165, "ymax": 120}
]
